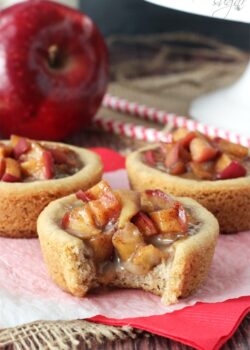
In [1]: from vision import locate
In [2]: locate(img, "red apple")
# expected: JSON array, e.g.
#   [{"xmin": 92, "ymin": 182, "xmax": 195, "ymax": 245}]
[
  {"xmin": 0, "ymin": 0, "xmax": 108, "ymax": 140},
  {"xmin": 217, "ymin": 160, "xmax": 247, "ymax": 180}
]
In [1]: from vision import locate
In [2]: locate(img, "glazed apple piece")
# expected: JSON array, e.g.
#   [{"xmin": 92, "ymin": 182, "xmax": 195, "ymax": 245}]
[
  {"xmin": 1, "ymin": 158, "xmax": 22, "ymax": 182},
  {"xmin": 50, "ymin": 147, "xmax": 80, "ymax": 168},
  {"xmin": 88, "ymin": 232, "xmax": 114, "ymax": 263},
  {"xmin": 164, "ymin": 143, "xmax": 183, "ymax": 167},
  {"xmin": 130, "ymin": 244, "xmax": 164, "ymax": 275},
  {"xmin": 172, "ymin": 128, "xmax": 196, "ymax": 147},
  {"xmin": 190, "ymin": 137, "xmax": 218, "ymax": 163},
  {"xmin": 84, "ymin": 180, "xmax": 113, "ymax": 201},
  {"xmin": 89, "ymin": 191, "xmax": 122, "ymax": 228},
  {"xmin": 75, "ymin": 181, "xmax": 122, "ymax": 228},
  {"xmin": 172, "ymin": 128, "xmax": 189, "ymax": 142},
  {"xmin": 20, "ymin": 159, "xmax": 41, "ymax": 179},
  {"xmin": 20, "ymin": 141, "xmax": 54, "ymax": 180},
  {"xmin": 217, "ymin": 160, "xmax": 247, "ymax": 180},
  {"xmin": 132, "ymin": 212, "xmax": 157, "ymax": 236},
  {"xmin": 189, "ymin": 161, "xmax": 214, "ymax": 180},
  {"xmin": 169, "ymin": 161, "xmax": 187, "ymax": 175},
  {"xmin": 143, "ymin": 150, "xmax": 156, "ymax": 166},
  {"xmin": 62, "ymin": 205, "xmax": 101, "ymax": 239},
  {"xmin": 149, "ymin": 202, "xmax": 188, "ymax": 234},
  {"xmin": 42, "ymin": 150, "xmax": 54, "ymax": 179},
  {"xmin": 112, "ymin": 222, "xmax": 145, "ymax": 261},
  {"xmin": 0, "ymin": 159, "xmax": 5, "ymax": 178},
  {"xmin": 10, "ymin": 135, "xmax": 30, "ymax": 159},
  {"xmin": 76, "ymin": 189, "xmax": 94, "ymax": 202},
  {"xmin": 141, "ymin": 189, "xmax": 173, "ymax": 212},
  {"xmin": 214, "ymin": 138, "xmax": 248, "ymax": 158},
  {"xmin": 215, "ymin": 153, "xmax": 232, "ymax": 173},
  {"xmin": 116, "ymin": 190, "xmax": 140, "ymax": 228},
  {"xmin": 0, "ymin": 143, "xmax": 13, "ymax": 158}
]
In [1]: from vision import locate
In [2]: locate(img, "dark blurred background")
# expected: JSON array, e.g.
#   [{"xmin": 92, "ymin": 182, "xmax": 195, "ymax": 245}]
[{"xmin": 80, "ymin": 0, "xmax": 250, "ymax": 50}]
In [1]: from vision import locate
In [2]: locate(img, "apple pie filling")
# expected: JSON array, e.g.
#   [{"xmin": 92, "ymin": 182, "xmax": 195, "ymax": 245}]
[
  {"xmin": 143, "ymin": 128, "xmax": 250, "ymax": 181},
  {"xmin": 61, "ymin": 180, "xmax": 199, "ymax": 278},
  {"xmin": 0, "ymin": 135, "xmax": 82, "ymax": 182}
]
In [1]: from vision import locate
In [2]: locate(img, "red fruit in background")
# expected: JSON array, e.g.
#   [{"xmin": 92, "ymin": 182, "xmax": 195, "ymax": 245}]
[{"xmin": 0, "ymin": 0, "xmax": 108, "ymax": 140}]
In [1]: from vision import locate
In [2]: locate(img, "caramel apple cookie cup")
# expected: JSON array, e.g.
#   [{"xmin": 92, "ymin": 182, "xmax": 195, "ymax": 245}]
[
  {"xmin": 37, "ymin": 181, "xmax": 219, "ymax": 305},
  {"xmin": 0, "ymin": 142, "xmax": 102, "ymax": 238},
  {"xmin": 126, "ymin": 145, "xmax": 250, "ymax": 233}
]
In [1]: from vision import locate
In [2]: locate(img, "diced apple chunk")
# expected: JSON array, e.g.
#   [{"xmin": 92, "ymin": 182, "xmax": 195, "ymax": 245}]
[
  {"xmin": 169, "ymin": 161, "xmax": 186, "ymax": 175},
  {"xmin": 217, "ymin": 160, "xmax": 247, "ymax": 180},
  {"xmin": 215, "ymin": 138, "xmax": 248, "ymax": 158},
  {"xmin": 42, "ymin": 150, "xmax": 54, "ymax": 179},
  {"xmin": 132, "ymin": 211, "xmax": 157, "ymax": 236},
  {"xmin": 164, "ymin": 142, "xmax": 189, "ymax": 175},
  {"xmin": 84, "ymin": 180, "xmax": 112, "ymax": 201},
  {"xmin": 2, "ymin": 158, "xmax": 21, "ymax": 182},
  {"xmin": 149, "ymin": 203, "xmax": 188, "ymax": 234},
  {"xmin": 50, "ymin": 147, "xmax": 80, "ymax": 168},
  {"xmin": 172, "ymin": 128, "xmax": 190, "ymax": 142},
  {"xmin": 62, "ymin": 206, "xmax": 101, "ymax": 239},
  {"xmin": 0, "ymin": 159, "xmax": 5, "ymax": 178},
  {"xmin": 13, "ymin": 137, "xmax": 30, "ymax": 158},
  {"xmin": 130, "ymin": 244, "xmax": 164, "ymax": 275},
  {"xmin": 76, "ymin": 189, "xmax": 94, "ymax": 202},
  {"xmin": 143, "ymin": 150, "xmax": 156, "ymax": 166},
  {"xmin": 189, "ymin": 161, "xmax": 214, "ymax": 180},
  {"xmin": 165, "ymin": 143, "xmax": 180, "ymax": 168},
  {"xmin": 172, "ymin": 128, "xmax": 196, "ymax": 147},
  {"xmin": 190, "ymin": 137, "xmax": 217, "ymax": 163},
  {"xmin": 10, "ymin": 134, "xmax": 22, "ymax": 147},
  {"xmin": 0, "ymin": 144, "xmax": 13, "ymax": 158},
  {"xmin": 20, "ymin": 159, "xmax": 42, "ymax": 179},
  {"xmin": 141, "ymin": 189, "xmax": 173, "ymax": 212},
  {"xmin": 215, "ymin": 153, "xmax": 232, "ymax": 173},
  {"xmin": 89, "ymin": 191, "xmax": 121, "ymax": 228},
  {"xmin": 88, "ymin": 232, "xmax": 114, "ymax": 263},
  {"xmin": 116, "ymin": 190, "xmax": 140, "ymax": 228},
  {"xmin": 112, "ymin": 222, "xmax": 145, "ymax": 261}
]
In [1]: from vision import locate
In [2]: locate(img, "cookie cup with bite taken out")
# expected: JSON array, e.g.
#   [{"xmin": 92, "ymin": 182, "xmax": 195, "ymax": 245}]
[
  {"xmin": 126, "ymin": 129, "xmax": 250, "ymax": 233},
  {"xmin": 37, "ymin": 180, "xmax": 219, "ymax": 305},
  {"xmin": 0, "ymin": 136, "xmax": 103, "ymax": 238}
]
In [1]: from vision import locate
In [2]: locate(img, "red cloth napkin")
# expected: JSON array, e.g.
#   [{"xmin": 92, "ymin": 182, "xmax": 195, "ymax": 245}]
[{"xmin": 89, "ymin": 148, "xmax": 250, "ymax": 350}]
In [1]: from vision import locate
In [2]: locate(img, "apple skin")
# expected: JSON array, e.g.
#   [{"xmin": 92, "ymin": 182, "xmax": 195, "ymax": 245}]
[{"xmin": 0, "ymin": 0, "xmax": 108, "ymax": 140}]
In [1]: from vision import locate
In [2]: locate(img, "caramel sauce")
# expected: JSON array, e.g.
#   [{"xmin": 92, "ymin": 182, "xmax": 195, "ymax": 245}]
[{"xmin": 62, "ymin": 183, "xmax": 201, "ymax": 278}]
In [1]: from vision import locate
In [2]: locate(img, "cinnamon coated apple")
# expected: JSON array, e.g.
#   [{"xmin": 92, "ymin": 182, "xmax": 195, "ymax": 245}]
[
  {"xmin": 126, "ymin": 128, "xmax": 250, "ymax": 233},
  {"xmin": 37, "ymin": 180, "xmax": 219, "ymax": 304},
  {"xmin": 0, "ymin": 135, "xmax": 102, "ymax": 238}
]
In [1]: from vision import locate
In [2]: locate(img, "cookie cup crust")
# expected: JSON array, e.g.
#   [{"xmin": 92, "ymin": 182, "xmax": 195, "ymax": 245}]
[
  {"xmin": 37, "ymin": 193, "xmax": 219, "ymax": 304},
  {"xmin": 0, "ymin": 142, "xmax": 103, "ymax": 238},
  {"xmin": 126, "ymin": 145, "xmax": 250, "ymax": 233}
]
